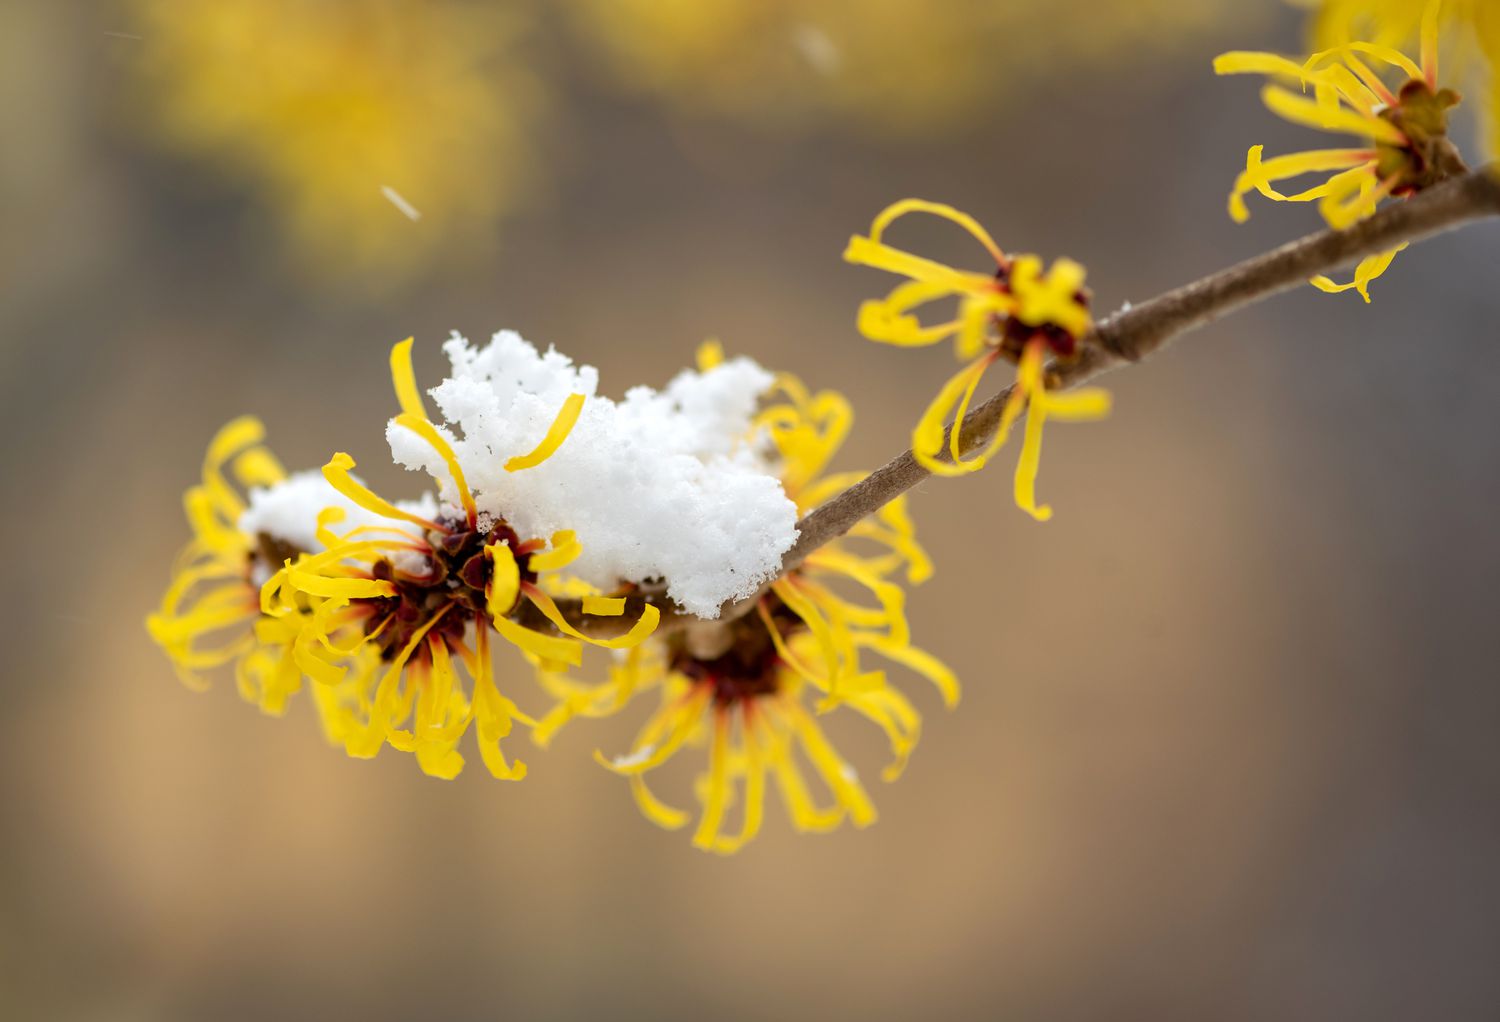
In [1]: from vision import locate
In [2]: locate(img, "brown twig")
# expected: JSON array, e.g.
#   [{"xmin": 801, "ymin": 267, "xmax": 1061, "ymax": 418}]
[{"xmin": 537, "ymin": 166, "xmax": 1500, "ymax": 636}]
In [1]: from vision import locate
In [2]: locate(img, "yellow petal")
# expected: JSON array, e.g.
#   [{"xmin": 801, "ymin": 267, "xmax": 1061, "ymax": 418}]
[
  {"xmin": 690, "ymin": 711, "xmax": 732, "ymax": 851},
  {"xmin": 389, "ymin": 337, "xmax": 429, "ymax": 421},
  {"xmin": 492, "ymin": 611, "xmax": 582, "ymax": 667},
  {"xmin": 1309, "ymin": 243, "xmax": 1408, "ymax": 302},
  {"xmin": 1214, "ymin": 50, "xmax": 1325, "ymax": 82},
  {"xmin": 486, "ymin": 542, "xmax": 521, "ymax": 617},
  {"xmin": 866, "ymin": 198, "xmax": 1005, "ymax": 263},
  {"xmin": 1261, "ymin": 84, "xmax": 1406, "ymax": 144},
  {"xmin": 505, "ymin": 393, "xmax": 586, "ymax": 472},
  {"xmin": 696, "ymin": 339, "xmax": 724, "ymax": 371},
  {"xmin": 913, "ymin": 354, "xmax": 1016, "ymax": 477},
  {"xmin": 524, "ymin": 585, "xmax": 661, "ymax": 651},
  {"xmin": 392, "ymin": 413, "xmax": 476, "ymax": 529},
  {"xmin": 528, "ymin": 530, "xmax": 582, "ymax": 573},
  {"xmin": 323, "ymin": 453, "xmax": 445, "ymax": 533}
]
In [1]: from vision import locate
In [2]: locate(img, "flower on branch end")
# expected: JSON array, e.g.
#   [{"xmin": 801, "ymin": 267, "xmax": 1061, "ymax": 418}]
[
  {"xmin": 844, "ymin": 199, "xmax": 1111, "ymax": 521},
  {"xmin": 1216, "ymin": 0, "xmax": 1464, "ymax": 301}
]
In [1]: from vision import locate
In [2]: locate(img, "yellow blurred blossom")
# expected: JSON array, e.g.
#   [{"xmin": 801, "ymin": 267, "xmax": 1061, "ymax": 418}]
[
  {"xmin": 562, "ymin": 0, "xmax": 1255, "ymax": 135},
  {"xmin": 844, "ymin": 200, "xmax": 1110, "ymax": 521},
  {"xmin": 146, "ymin": 416, "xmax": 382, "ymax": 724},
  {"xmin": 1217, "ymin": 0, "xmax": 1469, "ymax": 300},
  {"xmin": 127, "ymin": 0, "xmax": 543, "ymax": 276}
]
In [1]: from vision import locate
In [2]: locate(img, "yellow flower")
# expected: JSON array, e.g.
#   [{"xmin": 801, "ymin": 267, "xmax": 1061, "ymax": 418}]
[
  {"xmin": 843, "ymin": 199, "xmax": 1111, "ymax": 521},
  {"xmin": 531, "ymin": 346, "xmax": 957, "ymax": 853},
  {"xmin": 1304, "ymin": 0, "xmax": 1500, "ymax": 164},
  {"xmin": 127, "ymin": 0, "xmax": 542, "ymax": 278},
  {"xmin": 260, "ymin": 340, "xmax": 660, "ymax": 780},
  {"xmin": 1216, "ymin": 0, "xmax": 1463, "ymax": 300},
  {"xmin": 145, "ymin": 416, "xmax": 333, "ymax": 716}
]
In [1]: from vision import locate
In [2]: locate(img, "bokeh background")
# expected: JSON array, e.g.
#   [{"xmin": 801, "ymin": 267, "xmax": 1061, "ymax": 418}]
[{"xmin": 3, "ymin": 2, "xmax": 1498, "ymax": 1019}]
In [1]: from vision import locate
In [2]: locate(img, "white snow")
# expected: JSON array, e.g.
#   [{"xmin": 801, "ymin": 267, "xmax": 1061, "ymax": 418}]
[
  {"xmin": 386, "ymin": 330, "xmax": 799, "ymax": 618},
  {"xmin": 239, "ymin": 470, "xmax": 438, "ymax": 565}
]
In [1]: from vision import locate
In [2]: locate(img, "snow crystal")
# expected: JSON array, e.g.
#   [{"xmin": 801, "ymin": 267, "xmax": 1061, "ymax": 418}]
[{"xmin": 386, "ymin": 330, "xmax": 799, "ymax": 618}]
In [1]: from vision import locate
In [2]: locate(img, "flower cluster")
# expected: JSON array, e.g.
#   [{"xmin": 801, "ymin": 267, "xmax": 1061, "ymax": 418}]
[
  {"xmin": 147, "ymin": 0, "xmax": 1488, "ymax": 857},
  {"xmin": 150, "ymin": 335, "xmax": 956, "ymax": 852},
  {"xmin": 1215, "ymin": 0, "xmax": 1461, "ymax": 300},
  {"xmin": 844, "ymin": 199, "xmax": 1111, "ymax": 521}
]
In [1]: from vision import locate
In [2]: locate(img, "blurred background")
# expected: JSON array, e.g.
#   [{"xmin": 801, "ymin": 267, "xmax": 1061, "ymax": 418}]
[{"xmin": 3, "ymin": 1, "xmax": 1498, "ymax": 1019}]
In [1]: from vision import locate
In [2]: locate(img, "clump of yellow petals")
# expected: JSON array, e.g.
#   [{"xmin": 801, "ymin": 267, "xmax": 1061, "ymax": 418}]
[
  {"xmin": 1216, "ymin": 0, "xmax": 1462, "ymax": 300},
  {"xmin": 531, "ymin": 348, "xmax": 957, "ymax": 853},
  {"xmin": 145, "ymin": 417, "xmax": 379, "ymax": 720},
  {"xmin": 260, "ymin": 339, "xmax": 659, "ymax": 781},
  {"xmin": 844, "ymin": 199, "xmax": 1110, "ymax": 521},
  {"xmin": 148, "ymin": 416, "xmax": 284, "ymax": 696},
  {"xmin": 1305, "ymin": 0, "xmax": 1500, "ymax": 163},
  {"xmin": 127, "ymin": 0, "xmax": 542, "ymax": 278}
]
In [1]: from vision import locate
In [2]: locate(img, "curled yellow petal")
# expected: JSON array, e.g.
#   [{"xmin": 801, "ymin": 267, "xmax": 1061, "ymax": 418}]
[
  {"xmin": 528, "ymin": 530, "xmax": 582, "ymax": 573},
  {"xmin": 690, "ymin": 711, "xmax": 732, "ymax": 851},
  {"xmin": 232, "ymin": 447, "xmax": 285, "ymax": 488},
  {"xmin": 486, "ymin": 542, "xmax": 521, "ymax": 617},
  {"xmin": 471, "ymin": 628, "xmax": 528, "ymax": 781},
  {"xmin": 1010, "ymin": 342, "xmax": 1110, "ymax": 522},
  {"xmin": 323, "ymin": 452, "xmax": 445, "ymax": 533},
  {"xmin": 593, "ymin": 687, "xmax": 710, "ymax": 776},
  {"xmin": 285, "ymin": 566, "xmax": 397, "ymax": 601},
  {"xmin": 505, "ymin": 393, "xmax": 586, "ymax": 472},
  {"xmin": 713, "ymin": 715, "xmax": 766, "ymax": 855},
  {"xmin": 1230, "ymin": 146, "xmax": 1378, "ymax": 222},
  {"xmin": 392, "ymin": 413, "xmax": 477, "ymax": 529},
  {"xmin": 855, "ymin": 280, "xmax": 969, "ymax": 348},
  {"xmin": 857, "ymin": 634, "xmax": 961, "ymax": 709},
  {"xmin": 866, "ymin": 198, "xmax": 1005, "ymax": 264},
  {"xmin": 491, "ymin": 612, "xmax": 583, "ymax": 667},
  {"xmin": 1310, "ymin": 243, "xmax": 1409, "ymax": 302},
  {"xmin": 785, "ymin": 701, "xmax": 876, "ymax": 828},
  {"xmin": 523, "ymin": 584, "xmax": 661, "ymax": 651},
  {"xmin": 389, "ymin": 337, "xmax": 429, "ymax": 421},
  {"xmin": 913, "ymin": 353, "xmax": 1022, "ymax": 477},
  {"xmin": 844, "ymin": 235, "xmax": 973, "ymax": 288}
]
